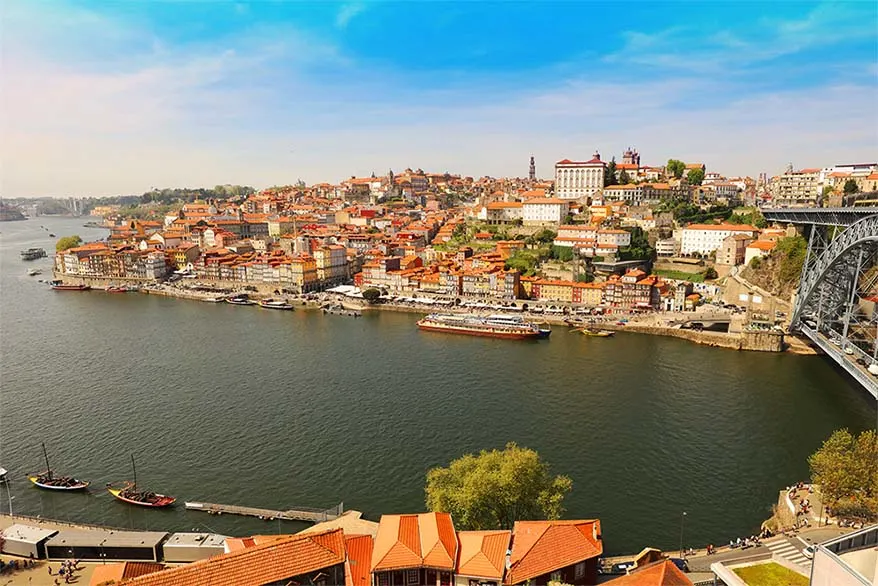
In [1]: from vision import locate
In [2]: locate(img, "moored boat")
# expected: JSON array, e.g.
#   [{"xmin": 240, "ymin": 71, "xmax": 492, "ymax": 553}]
[
  {"xmin": 576, "ymin": 328, "xmax": 615, "ymax": 337},
  {"xmin": 50, "ymin": 280, "xmax": 91, "ymax": 291},
  {"xmin": 226, "ymin": 295, "xmax": 255, "ymax": 306},
  {"xmin": 27, "ymin": 443, "xmax": 90, "ymax": 491},
  {"xmin": 105, "ymin": 286, "xmax": 129, "ymax": 293},
  {"xmin": 107, "ymin": 455, "xmax": 176, "ymax": 508},
  {"xmin": 259, "ymin": 298, "xmax": 294, "ymax": 310},
  {"xmin": 20, "ymin": 247, "xmax": 47, "ymax": 260},
  {"xmin": 417, "ymin": 313, "xmax": 551, "ymax": 340}
]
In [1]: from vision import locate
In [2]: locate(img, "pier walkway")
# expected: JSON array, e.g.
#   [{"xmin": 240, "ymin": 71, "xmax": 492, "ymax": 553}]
[{"xmin": 184, "ymin": 501, "xmax": 343, "ymax": 523}]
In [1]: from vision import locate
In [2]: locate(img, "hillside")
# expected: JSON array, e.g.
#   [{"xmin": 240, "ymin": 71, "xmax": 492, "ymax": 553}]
[{"xmin": 740, "ymin": 236, "xmax": 807, "ymax": 300}]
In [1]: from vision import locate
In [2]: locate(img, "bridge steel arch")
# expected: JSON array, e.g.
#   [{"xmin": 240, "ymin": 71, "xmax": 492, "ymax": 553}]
[{"xmin": 790, "ymin": 214, "xmax": 878, "ymax": 398}]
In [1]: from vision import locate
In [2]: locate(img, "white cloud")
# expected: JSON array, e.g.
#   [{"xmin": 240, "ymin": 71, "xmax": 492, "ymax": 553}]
[
  {"xmin": 335, "ymin": 3, "xmax": 366, "ymax": 29},
  {"xmin": 1, "ymin": 1, "xmax": 875, "ymax": 197},
  {"xmin": 605, "ymin": 2, "xmax": 877, "ymax": 72}
]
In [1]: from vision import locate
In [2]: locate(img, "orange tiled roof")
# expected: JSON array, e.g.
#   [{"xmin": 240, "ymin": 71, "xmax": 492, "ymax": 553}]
[
  {"xmin": 345, "ymin": 535, "xmax": 374, "ymax": 586},
  {"xmin": 371, "ymin": 513, "xmax": 457, "ymax": 572},
  {"xmin": 504, "ymin": 520, "xmax": 603, "ymax": 585},
  {"xmin": 119, "ymin": 529, "xmax": 345, "ymax": 586},
  {"xmin": 91, "ymin": 562, "xmax": 165, "ymax": 585},
  {"xmin": 604, "ymin": 559, "xmax": 693, "ymax": 585},
  {"xmin": 456, "ymin": 531, "xmax": 511, "ymax": 579}
]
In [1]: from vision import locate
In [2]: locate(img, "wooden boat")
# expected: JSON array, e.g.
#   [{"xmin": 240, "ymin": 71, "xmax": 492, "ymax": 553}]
[
  {"xmin": 106, "ymin": 455, "xmax": 175, "ymax": 508},
  {"xmin": 226, "ymin": 295, "xmax": 255, "ymax": 306},
  {"xmin": 576, "ymin": 328, "xmax": 615, "ymax": 337},
  {"xmin": 27, "ymin": 443, "xmax": 90, "ymax": 491},
  {"xmin": 258, "ymin": 298, "xmax": 294, "ymax": 310}
]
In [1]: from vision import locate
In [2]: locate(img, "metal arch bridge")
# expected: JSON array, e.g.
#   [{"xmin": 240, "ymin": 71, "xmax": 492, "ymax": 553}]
[
  {"xmin": 762, "ymin": 207, "xmax": 878, "ymax": 226},
  {"xmin": 779, "ymin": 210, "xmax": 878, "ymax": 398}
]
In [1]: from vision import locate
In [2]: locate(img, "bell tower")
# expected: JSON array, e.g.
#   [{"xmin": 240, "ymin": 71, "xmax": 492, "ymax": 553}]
[{"xmin": 529, "ymin": 155, "xmax": 536, "ymax": 181}]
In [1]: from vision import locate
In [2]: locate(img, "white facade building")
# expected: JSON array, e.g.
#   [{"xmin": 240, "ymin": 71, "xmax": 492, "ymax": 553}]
[
  {"xmin": 680, "ymin": 224, "xmax": 760, "ymax": 256},
  {"xmin": 596, "ymin": 229, "xmax": 632, "ymax": 247},
  {"xmin": 655, "ymin": 238, "xmax": 678, "ymax": 257},
  {"xmin": 554, "ymin": 152, "xmax": 607, "ymax": 200},
  {"xmin": 522, "ymin": 198, "xmax": 569, "ymax": 225}
]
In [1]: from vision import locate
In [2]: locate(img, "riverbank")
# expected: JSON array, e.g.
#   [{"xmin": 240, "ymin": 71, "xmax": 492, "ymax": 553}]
[{"xmin": 49, "ymin": 273, "xmax": 815, "ymax": 353}]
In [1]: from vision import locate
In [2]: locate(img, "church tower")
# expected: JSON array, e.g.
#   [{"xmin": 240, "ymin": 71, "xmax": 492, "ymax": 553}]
[{"xmin": 529, "ymin": 155, "xmax": 536, "ymax": 181}]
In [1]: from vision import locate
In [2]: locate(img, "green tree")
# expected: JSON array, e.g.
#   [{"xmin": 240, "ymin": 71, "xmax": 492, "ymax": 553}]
[
  {"xmin": 533, "ymin": 228, "xmax": 557, "ymax": 245},
  {"xmin": 56, "ymin": 235, "xmax": 83, "ymax": 252},
  {"xmin": 808, "ymin": 429, "xmax": 878, "ymax": 520},
  {"xmin": 425, "ymin": 442, "xmax": 573, "ymax": 530},
  {"xmin": 361, "ymin": 288, "xmax": 381, "ymax": 303},
  {"xmin": 551, "ymin": 246, "xmax": 574, "ymax": 262},
  {"xmin": 687, "ymin": 168, "xmax": 705, "ymax": 186},
  {"xmin": 618, "ymin": 170, "xmax": 631, "ymax": 185},
  {"xmin": 843, "ymin": 179, "xmax": 859, "ymax": 194},
  {"xmin": 604, "ymin": 158, "xmax": 618, "ymax": 187},
  {"xmin": 702, "ymin": 266, "xmax": 718, "ymax": 280},
  {"xmin": 667, "ymin": 159, "xmax": 686, "ymax": 179}
]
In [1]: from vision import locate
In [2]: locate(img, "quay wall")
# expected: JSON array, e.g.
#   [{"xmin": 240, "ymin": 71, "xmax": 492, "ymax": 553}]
[{"xmin": 604, "ymin": 324, "xmax": 785, "ymax": 352}]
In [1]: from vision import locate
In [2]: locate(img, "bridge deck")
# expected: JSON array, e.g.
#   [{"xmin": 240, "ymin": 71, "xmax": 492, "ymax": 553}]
[
  {"xmin": 184, "ymin": 501, "xmax": 342, "ymax": 523},
  {"xmin": 799, "ymin": 326, "xmax": 877, "ymax": 399},
  {"xmin": 762, "ymin": 207, "xmax": 878, "ymax": 226}
]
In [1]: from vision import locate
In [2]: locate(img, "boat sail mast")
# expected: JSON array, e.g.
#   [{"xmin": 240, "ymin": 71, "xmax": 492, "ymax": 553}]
[
  {"xmin": 131, "ymin": 454, "xmax": 137, "ymax": 492},
  {"xmin": 42, "ymin": 442, "xmax": 53, "ymax": 480}
]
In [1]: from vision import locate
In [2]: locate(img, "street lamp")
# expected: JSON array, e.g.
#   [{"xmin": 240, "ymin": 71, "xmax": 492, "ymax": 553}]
[{"xmin": 679, "ymin": 512, "xmax": 687, "ymax": 558}]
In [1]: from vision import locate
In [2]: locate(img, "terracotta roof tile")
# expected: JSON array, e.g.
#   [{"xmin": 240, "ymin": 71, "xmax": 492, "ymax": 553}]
[
  {"xmin": 345, "ymin": 535, "xmax": 374, "ymax": 586},
  {"xmin": 119, "ymin": 529, "xmax": 345, "ymax": 586},
  {"xmin": 604, "ymin": 559, "xmax": 693, "ymax": 585},
  {"xmin": 456, "ymin": 531, "xmax": 511, "ymax": 579},
  {"xmin": 505, "ymin": 520, "xmax": 602, "ymax": 585},
  {"xmin": 372, "ymin": 513, "xmax": 456, "ymax": 571}
]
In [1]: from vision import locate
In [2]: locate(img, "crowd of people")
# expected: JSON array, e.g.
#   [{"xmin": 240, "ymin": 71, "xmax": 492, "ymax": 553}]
[{"xmin": 48, "ymin": 558, "xmax": 81, "ymax": 584}]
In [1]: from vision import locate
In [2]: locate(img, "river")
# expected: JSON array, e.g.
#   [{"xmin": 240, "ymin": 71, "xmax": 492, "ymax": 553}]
[{"xmin": 0, "ymin": 216, "xmax": 874, "ymax": 555}]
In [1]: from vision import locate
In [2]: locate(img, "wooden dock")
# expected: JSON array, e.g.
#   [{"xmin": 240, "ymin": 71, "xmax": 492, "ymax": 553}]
[{"xmin": 184, "ymin": 501, "xmax": 343, "ymax": 523}]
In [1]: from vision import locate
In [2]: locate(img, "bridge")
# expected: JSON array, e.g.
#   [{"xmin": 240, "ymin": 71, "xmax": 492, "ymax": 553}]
[
  {"xmin": 762, "ymin": 207, "xmax": 878, "ymax": 226},
  {"xmin": 773, "ymin": 207, "xmax": 878, "ymax": 399}
]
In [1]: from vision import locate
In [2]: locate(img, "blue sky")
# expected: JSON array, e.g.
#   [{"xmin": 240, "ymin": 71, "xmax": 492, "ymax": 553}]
[{"xmin": 3, "ymin": 1, "xmax": 877, "ymax": 197}]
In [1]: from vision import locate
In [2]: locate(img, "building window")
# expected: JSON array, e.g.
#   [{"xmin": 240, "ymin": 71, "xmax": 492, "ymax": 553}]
[
  {"xmin": 575, "ymin": 561, "xmax": 587, "ymax": 579},
  {"xmin": 406, "ymin": 570, "xmax": 419, "ymax": 585},
  {"xmin": 378, "ymin": 574, "xmax": 390, "ymax": 586}
]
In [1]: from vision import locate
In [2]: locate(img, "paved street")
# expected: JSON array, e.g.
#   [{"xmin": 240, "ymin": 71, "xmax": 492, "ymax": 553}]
[{"xmin": 685, "ymin": 525, "xmax": 851, "ymax": 574}]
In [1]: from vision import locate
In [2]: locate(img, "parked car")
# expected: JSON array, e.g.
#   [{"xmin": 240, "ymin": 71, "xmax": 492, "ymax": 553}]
[
  {"xmin": 669, "ymin": 558, "xmax": 690, "ymax": 572},
  {"xmin": 611, "ymin": 561, "xmax": 636, "ymax": 574}
]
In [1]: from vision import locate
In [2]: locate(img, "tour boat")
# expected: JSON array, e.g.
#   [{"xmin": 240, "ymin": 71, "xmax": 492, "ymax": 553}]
[
  {"xmin": 106, "ymin": 455, "xmax": 176, "ymax": 508},
  {"xmin": 27, "ymin": 443, "xmax": 90, "ymax": 491},
  {"xmin": 50, "ymin": 280, "xmax": 91, "ymax": 291},
  {"xmin": 259, "ymin": 298, "xmax": 294, "ymax": 310},
  {"xmin": 226, "ymin": 295, "xmax": 255, "ymax": 306},
  {"xmin": 417, "ymin": 314, "xmax": 551, "ymax": 340},
  {"xmin": 20, "ymin": 247, "xmax": 47, "ymax": 260}
]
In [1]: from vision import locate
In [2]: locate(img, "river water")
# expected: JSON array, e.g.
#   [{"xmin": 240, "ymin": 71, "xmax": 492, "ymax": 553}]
[{"xmin": 0, "ymin": 217, "xmax": 874, "ymax": 555}]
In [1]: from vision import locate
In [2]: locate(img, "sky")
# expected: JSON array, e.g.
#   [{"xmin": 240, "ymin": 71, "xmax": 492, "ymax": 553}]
[{"xmin": 2, "ymin": 1, "xmax": 877, "ymax": 197}]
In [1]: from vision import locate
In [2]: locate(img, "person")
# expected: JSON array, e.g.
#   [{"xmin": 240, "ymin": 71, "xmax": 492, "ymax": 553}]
[{"xmin": 48, "ymin": 565, "xmax": 53, "ymax": 576}]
